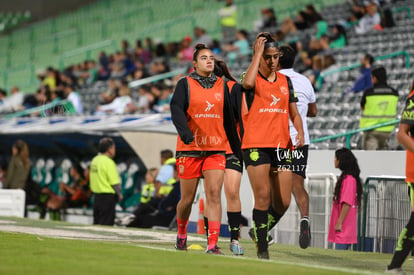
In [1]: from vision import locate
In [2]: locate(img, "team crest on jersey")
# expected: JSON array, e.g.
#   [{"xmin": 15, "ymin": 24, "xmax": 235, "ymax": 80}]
[
  {"xmin": 250, "ymin": 149, "xmax": 259, "ymax": 161},
  {"xmin": 215, "ymin": 93, "xmax": 222, "ymax": 101},
  {"xmin": 280, "ymin": 86, "xmax": 288, "ymax": 95}
]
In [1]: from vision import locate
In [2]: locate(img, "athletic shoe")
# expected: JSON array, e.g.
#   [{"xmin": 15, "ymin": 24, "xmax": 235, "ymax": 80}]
[
  {"xmin": 115, "ymin": 214, "xmax": 135, "ymax": 226},
  {"xmin": 257, "ymin": 250, "xmax": 269, "ymax": 260},
  {"xmin": 385, "ymin": 268, "xmax": 406, "ymax": 275},
  {"xmin": 206, "ymin": 246, "xmax": 224, "ymax": 255},
  {"xmin": 248, "ymin": 228, "xmax": 274, "ymax": 246},
  {"xmin": 175, "ymin": 236, "xmax": 187, "ymax": 251},
  {"xmin": 229, "ymin": 240, "xmax": 244, "ymax": 255},
  {"xmin": 299, "ymin": 217, "xmax": 311, "ymax": 249}
]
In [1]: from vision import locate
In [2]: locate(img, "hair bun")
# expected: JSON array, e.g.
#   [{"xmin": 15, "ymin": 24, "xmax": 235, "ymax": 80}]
[{"xmin": 195, "ymin": 43, "xmax": 207, "ymax": 50}]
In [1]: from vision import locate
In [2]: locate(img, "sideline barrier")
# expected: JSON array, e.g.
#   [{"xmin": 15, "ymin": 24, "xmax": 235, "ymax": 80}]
[
  {"xmin": 272, "ymin": 173, "xmax": 337, "ymax": 249},
  {"xmin": 0, "ymin": 189, "xmax": 25, "ymax": 218},
  {"xmin": 362, "ymin": 176, "xmax": 408, "ymax": 253}
]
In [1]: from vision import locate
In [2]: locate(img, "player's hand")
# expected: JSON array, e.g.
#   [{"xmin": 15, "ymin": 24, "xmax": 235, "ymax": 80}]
[
  {"xmin": 295, "ymin": 134, "xmax": 305, "ymax": 149},
  {"xmin": 253, "ymin": 35, "xmax": 266, "ymax": 57}
]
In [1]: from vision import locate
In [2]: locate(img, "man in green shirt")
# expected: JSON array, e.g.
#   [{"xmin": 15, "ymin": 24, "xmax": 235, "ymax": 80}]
[{"xmin": 90, "ymin": 137, "xmax": 123, "ymax": 225}]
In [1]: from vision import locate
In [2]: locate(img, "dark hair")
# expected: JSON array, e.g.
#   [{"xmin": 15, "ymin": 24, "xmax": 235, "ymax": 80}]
[
  {"xmin": 72, "ymin": 163, "xmax": 84, "ymax": 176},
  {"xmin": 257, "ymin": 32, "xmax": 278, "ymax": 49},
  {"xmin": 364, "ymin": 53, "xmax": 374, "ymax": 65},
  {"xmin": 371, "ymin": 65, "xmax": 387, "ymax": 84},
  {"xmin": 278, "ymin": 44, "xmax": 296, "ymax": 69},
  {"xmin": 160, "ymin": 149, "xmax": 173, "ymax": 159},
  {"xmin": 214, "ymin": 59, "xmax": 236, "ymax": 82},
  {"xmin": 98, "ymin": 137, "xmax": 114, "ymax": 153},
  {"xmin": 411, "ymin": 79, "xmax": 414, "ymax": 92},
  {"xmin": 13, "ymin": 139, "xmax": 30, "ymax": 169},
  {"xmin": 192, "ymin": 43, "xmax": 210, "ymax": 61},
  {"xmin": 334, "ymin": 148, "xmax": 363, "ymax": 207},
  {"xmin": 238, "ymin": 29, "xmax": 248, "ymax": 38}
]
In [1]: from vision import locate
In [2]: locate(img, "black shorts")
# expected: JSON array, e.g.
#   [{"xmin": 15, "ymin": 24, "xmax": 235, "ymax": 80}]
[
  {"xmin": 225, "ymin": 154, "xmax": 243, "ymax": 173},
  {"xmin": 243, "ymin": 148, "xmax": 292, "ymax": 168},
  {"xmin": 290, "ymin": 145, "xmax": 309, "ymax": 178}
]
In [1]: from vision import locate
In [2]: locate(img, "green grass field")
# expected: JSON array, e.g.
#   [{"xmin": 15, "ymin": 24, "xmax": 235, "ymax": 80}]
[{"xmin": 0, "ymin": 217, "xmax": 413, "ymax": 275}]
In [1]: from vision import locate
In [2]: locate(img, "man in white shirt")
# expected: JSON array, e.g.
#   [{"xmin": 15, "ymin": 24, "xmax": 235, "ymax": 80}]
[
  {"xmin": 278, "ymin": 44, "xmax": 317, "ymax": 249},
  {"xmin": 63, "ymin": 83, "xmax": 83, "ymax": 114}
]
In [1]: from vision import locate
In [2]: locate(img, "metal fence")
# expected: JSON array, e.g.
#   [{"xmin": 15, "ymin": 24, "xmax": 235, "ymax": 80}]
[
  {"xmin": 362, "ymin": 176, "xmax": 409, "ymax": 253},
  {"xmin": 272, "ymin": 173, "xmax": 336, "ymax": 249},
  {"xmin": 272, "ymin": 174, "xmax": 409, "ymax": 253}
]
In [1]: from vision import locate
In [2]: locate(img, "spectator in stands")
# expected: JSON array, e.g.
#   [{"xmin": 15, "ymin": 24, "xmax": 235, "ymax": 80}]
[
  {"xmin": 316, "ymin": 35, "xmax": 332, "ymax": 56},
  {"xmin": 281, "ymin": 10, "xmax": 310, "ymax": 35},
  {"xmin": 218, "ymin": 0, "xmax": 237, "ymax": 43},
  {"xmin": 22, "ymin": 88, "xmax": 48, "ymax": 110},
  {"xmin": 42, "ymin": 67, "xmax": 59, "ymax": 91},
  {"xmin": 133, "ymin": 39, "xmax": 152, "ymax": 65},
  {"xmin": 346, "ymin": 53, "xmax": 374, "ymax": 94},
  {"xmin": 253, "ymin": 7, "xmax": 278, "ymax": 32},
  {"xmin": 3, "ymin": 140, "xmax": 30, "ymax": 190},
  {"xmin": 96, "ymin": 80, "xmax": 132, "ymax": 115},
  {"xmin": 100, "ymin": 78, "xmax": 119, "ymax": 104},
  {"xmin": 321, "ymin": 54, "xmax": 340, "ymax": 84},
  {"xmin": 177, "ymin": 36, "xmax": 194, "ymax": 64},
  {"xmin": 109, "ymin": 52, "xmax": 127, "ymax": 80},
  {"xmin": 206, "ymin": 40, "xmax": 219, "ymax": 57},
  {"xmin": 193, "ymin": 26, "xmax": 213, "ymax": 48},
  {"xmin": 328, "ymin": 148, "xmax": 362, "ymax": 250},
  {"xmin": 0, "ymin": 89, "xmax": 7, "ymax": 104},
  {"xmin": 386, "ymin": 80, "xmax": 414, "ymax": 274},
  {"xmin": 128, "ymin": 85, "xmax": 152, "ymax": 114},
  {"xmin": 148, "ymin": 58, "xmax": 170, "ymax": 76},
  {"xmin": 63, "ymin": 83, "xmax": 83, "ymax": 114},
  {"xmin": 276, "ymin": 44, "xmax": 317, "ymax": 249},
  {"xmin": 222, "ymin": 29, "xmax": 250, "ymax": 68},
  {"xmin": 0, "ymin": 86, "xmax": 24, "ymax": 113},
  {"xmin": 121, "ymin": 39, "xmax": 133, "ymax": 56},
  {"xmin": 315, "ymin": 21, "xmax": 329, "ymax": 40},
  {"xmin": 241, "ymin": 33, "xmax": 304, "ymax": 259},
  {"xmin": 153, "ymin": 84, "xmax": 173, "ymax": 113},
  {"xmin": 328, "ymin": 24, "xmax": 347, "ymax": 49},
  {"xmin": 90, "ymin": 137, "xmax": 123, "ymax": 226},
  {"xmin": 305, "ymin": 4, "xmax": 324, "ymax": 25},
  {"xmin": 305, "ymin": 55, "xmax": 324, "ymax": 91},
  {"xmin": 80, "ymin": 60, "xmax": 98, "ymax": 86},
  {"xmin": 355, "ymin": 1, "xmax": 381, "ymax": 34},
  {"xmin": 97, "ymin": 51, "xmax": 110, "ymax": 81},
  {"xmin": 360, "ymin": 66, "xmax": 399, "ymax": 150}
]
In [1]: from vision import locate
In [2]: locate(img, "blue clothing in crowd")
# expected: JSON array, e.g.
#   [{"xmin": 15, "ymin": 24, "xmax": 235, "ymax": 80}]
[{"xmin": 350, "ymin": 67, "xmax": 372, "ymax": 93}]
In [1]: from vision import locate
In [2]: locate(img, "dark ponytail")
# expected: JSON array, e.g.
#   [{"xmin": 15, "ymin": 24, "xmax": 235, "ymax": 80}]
[{"xmin": 214, "ymin": 59, "xmax": 236, "ymax": 82}]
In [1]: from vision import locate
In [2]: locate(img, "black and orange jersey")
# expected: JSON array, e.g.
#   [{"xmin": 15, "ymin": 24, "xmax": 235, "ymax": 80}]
[
  {"xmin": 175, "ymin": 76, "xmax": 227, "ymax": 152},
  {"xmin": 401, "ymin": 90, "xmax": 414, "ymax": 182},
  {"xmin": 241, "ymin": 72, "xmax": 297, "ymax": 149}
]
